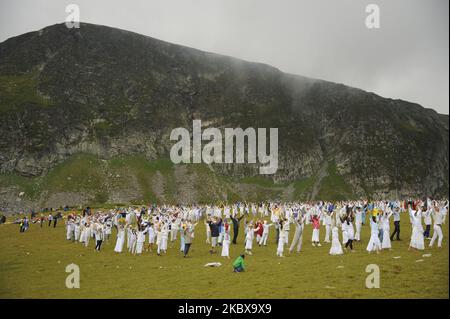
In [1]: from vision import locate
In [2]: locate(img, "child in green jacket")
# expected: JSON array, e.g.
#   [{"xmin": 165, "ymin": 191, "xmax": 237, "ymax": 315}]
[{"xmin": 233, "ymin": 254, "xmax": 246, "ymax": 272}]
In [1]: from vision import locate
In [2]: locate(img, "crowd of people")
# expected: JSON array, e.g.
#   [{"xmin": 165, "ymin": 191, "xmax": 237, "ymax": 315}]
[{"xmin": 12, "ymin": 198, "xmax": 449, "ymax": 271}]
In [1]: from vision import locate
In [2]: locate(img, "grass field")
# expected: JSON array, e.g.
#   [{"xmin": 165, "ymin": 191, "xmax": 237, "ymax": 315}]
[{"xmin": 0, "ymin": 214, "xmax": 448, "ymax": 299}]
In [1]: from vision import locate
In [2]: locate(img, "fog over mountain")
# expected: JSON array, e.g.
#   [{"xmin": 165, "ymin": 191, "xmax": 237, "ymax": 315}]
[{"xmin": 0, "ymin": 0, "xmax": 448, "ymax": 115}]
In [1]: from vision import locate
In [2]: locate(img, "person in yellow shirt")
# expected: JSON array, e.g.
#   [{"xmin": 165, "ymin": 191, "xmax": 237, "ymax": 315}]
[{"xmin": 372, "ymin": 207, "xmax": 381, "ymax": 217}]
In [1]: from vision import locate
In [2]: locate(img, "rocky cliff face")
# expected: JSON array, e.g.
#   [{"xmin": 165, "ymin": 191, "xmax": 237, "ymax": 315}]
[{"xmin": 0, "ymin": 23, "xmax": 448, "ymax": 211}]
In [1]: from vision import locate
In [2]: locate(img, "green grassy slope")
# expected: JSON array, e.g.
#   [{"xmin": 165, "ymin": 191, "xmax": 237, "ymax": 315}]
[
  {"xmin": 0, "ymin": 214, "xmax": 447, "ymax": 298},
  {"xmin": 0, "ymin": 154, "xmax": 359, "ymax": 209},
  {"xmin": 317, "ymin": 162, "xmax": 354, "ymax": 201},
  {"xmin": 0, "ymin": 71, "xmax": 53, "ymax": 113}
]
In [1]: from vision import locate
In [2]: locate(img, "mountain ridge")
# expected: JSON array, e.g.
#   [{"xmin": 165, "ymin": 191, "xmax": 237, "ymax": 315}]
[
  {"xmin": 4, "ymin": 21, "xmax": 446, "ymax": 110},
  {"xmin": 0, "ymin": 22, "xmax": 448, "ymax": 212}
]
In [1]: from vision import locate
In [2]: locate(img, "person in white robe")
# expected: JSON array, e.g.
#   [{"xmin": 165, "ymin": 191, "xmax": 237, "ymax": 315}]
[
  {"xmin": 221, "ymin": 223, "xmax": 231, "ymax": 258},
  {"xmin": 204, "ymin": 219, "xmax": 211, "ymax": 244},
  {"xmin": 441, "ymin": 201, "xmax": 448, "ymax": 224},
  {"xmin": 170, "ymin": 219, "xmax": 179, "ymax": 242},
  {"xmin": 156, "ymin": 224, "xmax": 163, "ymax": 256},
  {"xmin": 147, "ymin": 223, "xmax": 155, "ymax": 252},
  {"xmin": 179, "ymin": 221, "xmax": 186, "ymax": 252},
  {"xmin": 423, "ymin": 207, "xmax": 432, "ymax": 239},
  {"xmin": 135, "ymin": 227, "xmax": 147, "ymax": 255},
  {"xmin": 409, "ymin": 205, "xmax": 425, "ymax": 250},
  {"xmin": 367, "ymin": 216, "xmax": 382, "ymax": 253},
  {"xmin": 104, "ymin": 220, "xmax": 112, "ymax": 243},
  {"xmin": 343, "ymin": 216, "xmax": 355, "ymax": 251},
  {"xmin": 218, "ymin": 221, "xmax": 224, "ymax": 245},
  {"xmin": 244, "ymin": 223, "xmax": 255, "ymax": 255},
  {"xmin": 128, "ymin": 228, "xmax": 137, "ymax": 254},
  {"xmin": 251, "ymin": 204, "xmax": 257, "ymax": 217},
  {"xmin": 161, "ymin": 223, "xmax": 169, "ymax": 253},
  {"xmin": 283, "ymin": 216, "xmax": 291, "ymax": 244},
  {"xmin": 74, "ymin": 220, "xmax": 80, "ymax": 241},
  {"xmin": 126, "ymin": 225, "xmax": 132, "ymax": 250},
  {"xmin": 66, "ymin": 218, "xmax": 74, "ymax": 241},
  {"xmin": 224, "ymin": 206, "xmax": 231, "ymax": 219},
  {"xmin": 79, "ymin": 221, "xmax": 86, "ymax": 244},
  {"xmin": 276, "ymin": 219, "xmax": 287, "ymax": 257},
  {"xmin": 324, "ymin": 211, "xmax": 333, "ymax": 243},
  {"xmin": 429, "ymin": 204, "xmax": 444, "ymax": 248},
  {"xmin": 94, "ymin": 225, "xmax": 104, "ymax": 251},
  {"xmin": 341, "ymin": 217, "xmax": 349, "ymax": 246},
  {"xmin": 354, "ymin": 207, "xmax": 363, "ymax": 241},
  {"xmin": 289, "ymin": 214, "xmax": 305, "ymax": 253},
  {"xmin": 84, "ymin": 223, "xmax": 91, "ymax": 248},
  {"xmin": 114, "ymin": 225, "xmax": 125, "ymax": 253},
  {"xmin": 381, "ymin": 209, "xmax": 392, "ymax": 249},
  {"xmin": 329, "ymin": 226, "xmax": 343, "ymax": 255}
]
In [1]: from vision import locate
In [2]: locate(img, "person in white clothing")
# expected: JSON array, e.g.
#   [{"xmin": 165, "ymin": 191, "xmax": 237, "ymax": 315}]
[
  {"xmin": 84, "ymin": 222, "xmax": 91, "ymax": 248},
  {"xmin": 170, "ymin": 219, "xmax": 179, "ymax": 242},
  {"xmin": 135, "ymin": 224, "xmax": 147, "ymax": 255},
  {"xmin": 323, "ymin": 211, "xmax": 333, "ymax": 243},
  {"xmin": 283, "ymin": 217, "xmax": 290, "ymax": 244},
  {"xmin": 66, "ymin": 218, "xmax": 74, "ymax": 241},
  {"xmin": 156, "ymin": 223, "xmax": 164, "ymax": 256},
  {"xmin": 367, "ymin": 216, "xmax": 382, "ymax": 254},
  {"xmin": 277, "ymin": 219, "xmax": 287, "ymax": 257},
  {"xmin": 329, "ymin": 225, "xmax": 343, "ymax": 255},
  {"xmin": 381, "ymin": 208, "xmax": 392, "ymax": 250},
  {"xmin": 441, "ymin": 201, "xmax": 448, "ymax": 224},
  {"xmin": 129, "ymin": 228, "xmax": 137, "ymax": 254},
  {"xmin": 221, "ymin": 222, "xmax": 231, "ymax": 258},
  {"xmin": 423, "ymin": 207, "xmax": 432, "ymax": 239},
  {"xmin": 78, "ymin": 222, "xmax": 85, "ymax": 244},
  {"xmin": 94, "ymin": 225, "xmax": 104, "ymax": 251},
  {"xmin": 204, "ymin": 219, "xmax": 211, "ymax": 244},
  {"xmin": 161, "ymin": 223, "xmax": 169, "ymax": 252},
  {"xmin": 409, "ymin": 205, "xmax": 425, "ymax": 251},
  {"xmin": 341, "ymin": 216, "xmax": 349, "ymax": 247},
  {"xmin": 289, "ymin": 214, "xmax": 306, "ymax": 253},
  {"xmin": 429, "ymin": 204, "xmax": 444, "ymax": 248},
  {"xmin": 146, "ymin": 223, "xmax": 155, "ymax": 252},
  {"xmin": 343, "ymin": 214, "xmax": 355, "ymax": 251},
  {"xmin": 74, "ymin": 220, "xmax": 80, "ymax": 241},
  {"xmin": 354, "ymin": 207, "xmax": 363, "ymax": 241},
  {"xmin": 126, "ymin": 225, "xmax": 132, "ymax": 250},
  {"xmin": 114, "ymin": 225, "xmax": 125, "ymax": 253},
  {"xmin": 244, "ymin": 223, "xmax": 255, "ymax": 255},
  {"xmin": 104, "ymin": 220, "xmax": 112, "ymax": 243}
]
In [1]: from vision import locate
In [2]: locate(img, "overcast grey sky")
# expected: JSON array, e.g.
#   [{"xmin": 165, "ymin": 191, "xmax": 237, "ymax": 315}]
[{"xmin": 0, "ymin": 0, "xmax": 448, "ymax": 114}]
